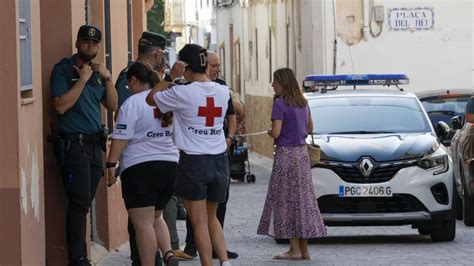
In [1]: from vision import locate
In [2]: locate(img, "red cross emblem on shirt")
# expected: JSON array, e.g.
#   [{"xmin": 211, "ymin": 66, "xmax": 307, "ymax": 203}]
[
  {"xmin": 198, "ymin": 97, "xmax": 222, "ymax": 127},
  {"xmin": 153, "ymin": 108, "xmax": 168, "ymax": 127}
]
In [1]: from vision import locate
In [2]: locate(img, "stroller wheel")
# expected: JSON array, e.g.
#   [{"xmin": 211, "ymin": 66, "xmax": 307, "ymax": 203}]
[
  {"xmin": 250, "ymin": 174, "xmax": 256, "ymax": 183},
  {"xmin": 245, "ymin": 174, "xmax": 251, "ymax": 183}
]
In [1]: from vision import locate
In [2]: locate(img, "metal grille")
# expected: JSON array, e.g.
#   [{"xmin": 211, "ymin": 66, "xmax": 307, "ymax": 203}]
[
  {"xmin": 318, "ymin": 194, "xmax": 428, "ymax": 214},
  {"xmin": 319, "ymin": 159, "xmax": 419, "ymax": 183}
]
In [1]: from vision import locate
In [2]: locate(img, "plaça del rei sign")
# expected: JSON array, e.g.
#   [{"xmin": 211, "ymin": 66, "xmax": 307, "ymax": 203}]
[{"xmin": 388, "ymin": 7, "xmax": 434, "ymax": 31}]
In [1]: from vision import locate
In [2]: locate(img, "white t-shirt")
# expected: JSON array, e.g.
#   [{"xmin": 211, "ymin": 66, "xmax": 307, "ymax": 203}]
[
  {"xmin": 153, "ymin": 81, "xmax": 229, "ymax": 155},
  {"xmin": 113, "ymin": 89, "xmax": 179, "ymax": 173}
]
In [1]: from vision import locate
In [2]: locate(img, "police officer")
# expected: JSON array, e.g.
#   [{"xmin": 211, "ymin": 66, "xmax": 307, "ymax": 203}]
[
  {"xmin": 115, "ymin": 31, "xmax": 167, "ymax": 266},
  {"xmin": 116, "ymin": 31, "xmax": 167, "ymax": 109},
  {"xmin": 50, "ymin": 25, "xmax": 117, "ymax": 266}
]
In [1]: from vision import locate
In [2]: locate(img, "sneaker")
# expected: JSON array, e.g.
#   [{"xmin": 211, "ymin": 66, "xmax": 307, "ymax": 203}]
[
  {"xmin": 173, "ymin": 249, "xmax": 194, "ymax": 261},
  {"xmin": 222, "ymin": 261, "xmax": 232, "ymax": 266},
  {"xmin": 183, "ymin": 244, "xmax": 198, "ymax": 257},
  {"xmin": 212, "ymin": 250, "xmax": 239, "ymax": 259}
]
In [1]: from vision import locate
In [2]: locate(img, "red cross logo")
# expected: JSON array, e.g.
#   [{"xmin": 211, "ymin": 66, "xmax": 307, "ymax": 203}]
[
  {"xmin": 153, "ymin": 108, "xmax": 168, "ymax": 127},
  {"xmin": 198, "ymin": 97, "xmax": 222, "ymax": 127}
]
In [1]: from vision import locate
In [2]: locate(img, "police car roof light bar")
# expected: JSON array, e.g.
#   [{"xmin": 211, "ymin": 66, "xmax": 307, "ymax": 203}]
[{"xmin": 303, "ymin": 74, "xmax": 409, "ymax": 92}]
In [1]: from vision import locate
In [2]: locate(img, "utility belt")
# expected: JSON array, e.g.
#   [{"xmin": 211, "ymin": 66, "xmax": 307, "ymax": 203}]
[
  {"xmin": 63, "ymin": 132, "xmax": 102, "ymax": 143},
  {"xmin": 48, "ymin": 123, "xmax": 108, "ymax": 166}
]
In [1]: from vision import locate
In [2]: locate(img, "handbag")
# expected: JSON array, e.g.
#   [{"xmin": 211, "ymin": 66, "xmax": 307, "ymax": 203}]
[{"xmin": 307, "ymin": 133, "xmax": 320, "ymax": 166}]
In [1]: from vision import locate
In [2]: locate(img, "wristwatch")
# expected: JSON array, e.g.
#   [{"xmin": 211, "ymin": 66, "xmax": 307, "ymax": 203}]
[
  {"xmin": 164, "ymin": 74, "xmax": 173, "ymax": 82},
  {"xmin": 105, "ymin": 161, "xmax": 118, "ymax": 168}
]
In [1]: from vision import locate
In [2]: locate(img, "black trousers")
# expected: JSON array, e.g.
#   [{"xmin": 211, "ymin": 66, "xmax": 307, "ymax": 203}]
[
  {"xmin": 185, "ymin": 178, "xmax": 230, "ymax": 245},
  {"xmin": 62, "ymin": 141, "xmax": 102, "ymax": 265}
]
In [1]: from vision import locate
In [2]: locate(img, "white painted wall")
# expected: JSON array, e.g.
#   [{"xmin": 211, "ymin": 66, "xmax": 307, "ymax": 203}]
[
  {"xmin": 216, "ymin": 0, "xmax": 472, "ymax": 100},
  {"xmin": 320, "ymin": 0, "xmax": 472, "ymax": 93},
  {"xmin": 180, "ymin": 0, "xmax": 215, "ymax": 50},
  {"xmin": 215, "ymin": 3, "xmax": 243, "ymax": 88},
  {"xmin": 472, "ymin": 1, "xmax": 474, "ymax": 88}
]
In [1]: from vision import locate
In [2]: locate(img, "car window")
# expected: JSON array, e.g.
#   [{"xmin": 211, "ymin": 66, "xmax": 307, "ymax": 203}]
[
  {"xmin": 309, "ymin": 96, "xmax": 432, "ymax": 134},
  {"xmin": 420, "ymin": 95, "xmax": 469, "ymax": 127},
  {"xmin": 420, "ymin": 96, "xmax": 469, "ymax": 114}
]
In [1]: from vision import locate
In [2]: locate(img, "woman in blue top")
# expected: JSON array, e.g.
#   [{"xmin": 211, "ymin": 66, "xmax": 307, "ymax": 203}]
[{"xmin": 257, "ymin": 68, "xmax": 326, "ymax": 260}]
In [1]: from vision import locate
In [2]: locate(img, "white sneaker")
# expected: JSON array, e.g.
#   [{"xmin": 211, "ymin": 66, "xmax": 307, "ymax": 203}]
[{"xmin": 222, "ymin": 261, "xmax": 232, "ymax": 266}]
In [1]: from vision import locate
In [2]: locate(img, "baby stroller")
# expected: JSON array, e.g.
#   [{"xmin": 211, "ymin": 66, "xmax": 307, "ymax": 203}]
[{"xmin": 229, "ymin": 136, "xmax": 256, "ymax": 183}]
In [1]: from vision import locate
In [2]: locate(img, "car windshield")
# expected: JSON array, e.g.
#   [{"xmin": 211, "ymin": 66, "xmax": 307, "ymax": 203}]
[
  {"xmin": 309, "ymin": 96, "xmax": 432, "ymax": 134},
  {"xmin": 419, "ymin": 95, "xmax": 469, "ymax": 127}
]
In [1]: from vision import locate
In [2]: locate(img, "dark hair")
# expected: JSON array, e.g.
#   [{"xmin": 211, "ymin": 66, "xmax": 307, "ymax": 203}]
[
  {"xmin": 178, "ymin": 44, "xmax": 208, "ymax": 73},
  {"xmin": 126, "ymin": 62, "xmax": 160, "ymax": 87},
  {"xmin": 273, "ymin": 68, "xmax": 307, "ymax": 108}
]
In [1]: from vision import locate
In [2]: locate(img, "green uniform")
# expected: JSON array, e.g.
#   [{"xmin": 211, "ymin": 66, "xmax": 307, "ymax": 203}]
[
  {"xmin": 50, "ymin": 55, "xmax": 106, "ymax": 134},
  {"xmin": 115, "ymin": 61, "xmax": 134, "ymax": 108}
]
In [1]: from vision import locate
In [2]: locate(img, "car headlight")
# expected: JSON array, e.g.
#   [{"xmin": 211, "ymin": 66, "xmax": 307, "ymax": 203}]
[{"xmin": 418, "ymin": 154, "xmax": 448, "ymax": 175}]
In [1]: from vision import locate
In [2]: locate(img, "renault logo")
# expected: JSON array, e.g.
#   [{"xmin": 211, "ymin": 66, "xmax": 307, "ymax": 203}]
[{"xmin": 359, "ymin": 158, "xmax": 374, "ymax": 177}]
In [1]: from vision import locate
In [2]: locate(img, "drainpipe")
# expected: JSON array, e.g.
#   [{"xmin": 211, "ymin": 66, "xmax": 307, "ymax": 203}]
[{"xmin": 362, "ymin": 0, "xmax": 370, "ymax": 41}]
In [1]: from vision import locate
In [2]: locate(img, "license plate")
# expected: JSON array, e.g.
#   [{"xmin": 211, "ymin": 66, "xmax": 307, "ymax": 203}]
[{"xmin": 339, "ymin": 185, "xmax": 392, "ymax": 197}]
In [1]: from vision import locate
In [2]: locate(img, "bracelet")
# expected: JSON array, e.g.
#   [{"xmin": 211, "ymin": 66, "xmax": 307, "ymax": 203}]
[{"xmin": 105, "ymin": 161, "xmax": 117, "ymax": 168}]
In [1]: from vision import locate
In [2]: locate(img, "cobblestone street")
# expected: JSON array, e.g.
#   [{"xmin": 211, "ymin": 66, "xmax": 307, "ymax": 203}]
[{"xmin": 100, "ymin": 153, "xmax": 474, "ymax": 265}]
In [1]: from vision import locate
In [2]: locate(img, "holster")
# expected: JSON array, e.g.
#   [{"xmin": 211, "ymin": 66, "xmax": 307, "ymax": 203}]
[{"xmin": 47, "ymin": 134, "xmax": 67, "ymax": 166}]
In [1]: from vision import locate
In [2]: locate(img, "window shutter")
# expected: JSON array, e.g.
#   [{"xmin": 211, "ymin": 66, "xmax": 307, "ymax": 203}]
[{"xmin": 19, "ymin": 0, "xmax": 32, "ymax": 90}]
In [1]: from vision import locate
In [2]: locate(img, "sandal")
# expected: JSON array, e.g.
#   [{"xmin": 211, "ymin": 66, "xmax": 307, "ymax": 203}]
[
  {"xmin": 172, "ymin": 249, "xmax": 193, "ymax": 261},
  {"xmin": 273, "ymin": 252, "xmax": 303, "ymax": 260},
  {"xmin": 163, "ymin": 250, "xmax": 180, "ymax": 266}
]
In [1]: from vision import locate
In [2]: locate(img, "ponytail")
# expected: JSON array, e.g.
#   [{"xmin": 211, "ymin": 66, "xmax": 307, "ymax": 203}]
[
  {"xmin": 126, "ymin": 62, "xmax": 158, "ymax": 87},
  {"xmin": 148, "ymin": 70, "xmax": 160, "ymax": 87}
]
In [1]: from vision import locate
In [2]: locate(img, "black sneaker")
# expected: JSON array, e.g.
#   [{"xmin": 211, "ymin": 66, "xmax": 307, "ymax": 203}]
[
  {"xmin": 212, "ymin": 250, "xmax": 239, "ymax": 259},
  {"xmin": 183, "ymin": 244, "xmax": 198, "ymax": 257}
]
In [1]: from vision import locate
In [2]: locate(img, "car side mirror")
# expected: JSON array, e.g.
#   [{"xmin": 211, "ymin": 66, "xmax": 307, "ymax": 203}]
[
  {"xmin": 451, "ymin": 116, "xmax": 463, "ymax": 130},
  {"xmin": 436, "ymin": 121, "xmax": 452, "ymax": 146}
]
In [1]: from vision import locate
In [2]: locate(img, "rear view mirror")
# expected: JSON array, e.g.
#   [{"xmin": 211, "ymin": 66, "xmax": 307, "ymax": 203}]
[{"xmin": 451, "ymin": 116, "xmax": 463, "ymax": 130}]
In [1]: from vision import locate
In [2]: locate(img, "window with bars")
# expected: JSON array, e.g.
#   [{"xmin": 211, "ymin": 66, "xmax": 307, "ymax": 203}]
[{"xmin": 19, "ymin": 0, "xmax": 32, "ymax": 91}]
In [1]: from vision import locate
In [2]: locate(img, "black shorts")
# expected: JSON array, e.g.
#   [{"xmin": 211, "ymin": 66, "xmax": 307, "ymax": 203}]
[
  {"xmin": 121, "ymin": 161, "xmax": 177, "ymax": 210},
  {"xmin": 176, "ymin": 151, "xmax": 229, "ymax": 203}
]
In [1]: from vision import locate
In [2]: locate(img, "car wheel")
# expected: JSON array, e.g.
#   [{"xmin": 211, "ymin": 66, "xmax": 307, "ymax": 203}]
[
  {"xmin": 463, "ymin": 190, "xmax": 474, "ymax": 226},
  {"xmin": 430, "ymin": 210, "xmax": 456, "ymax": 242}
]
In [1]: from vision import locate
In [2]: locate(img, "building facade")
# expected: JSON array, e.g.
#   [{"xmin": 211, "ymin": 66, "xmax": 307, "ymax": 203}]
[
  {"xmin": 0, "ymin": 0, "xmax": 154, "ymax": 264},
  {"xmin": 213, "ymin": 0, "xmax": 473, "ymax": 157}
]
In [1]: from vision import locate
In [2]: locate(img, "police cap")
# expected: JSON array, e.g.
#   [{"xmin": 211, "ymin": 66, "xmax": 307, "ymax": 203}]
[
  {"xmin": 140, "ymin": 31, "xmax": 167, "ymax": 50},
  {"xmin": 77, "ymin": 25, "xmax": 102, "ymax": 43}
]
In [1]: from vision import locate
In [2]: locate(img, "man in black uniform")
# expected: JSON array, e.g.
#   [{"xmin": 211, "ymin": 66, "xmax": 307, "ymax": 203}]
[
  {"xmin": 50, "ymin": 25, "xmax": 117, "ymax": 266},
  {"xmin": 183, "ymin": 51, "xmax": 239, "ymax": 259},
  {"xmin": 114, "ymin": 31, "xmax": 167, "ymax": 266}
]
